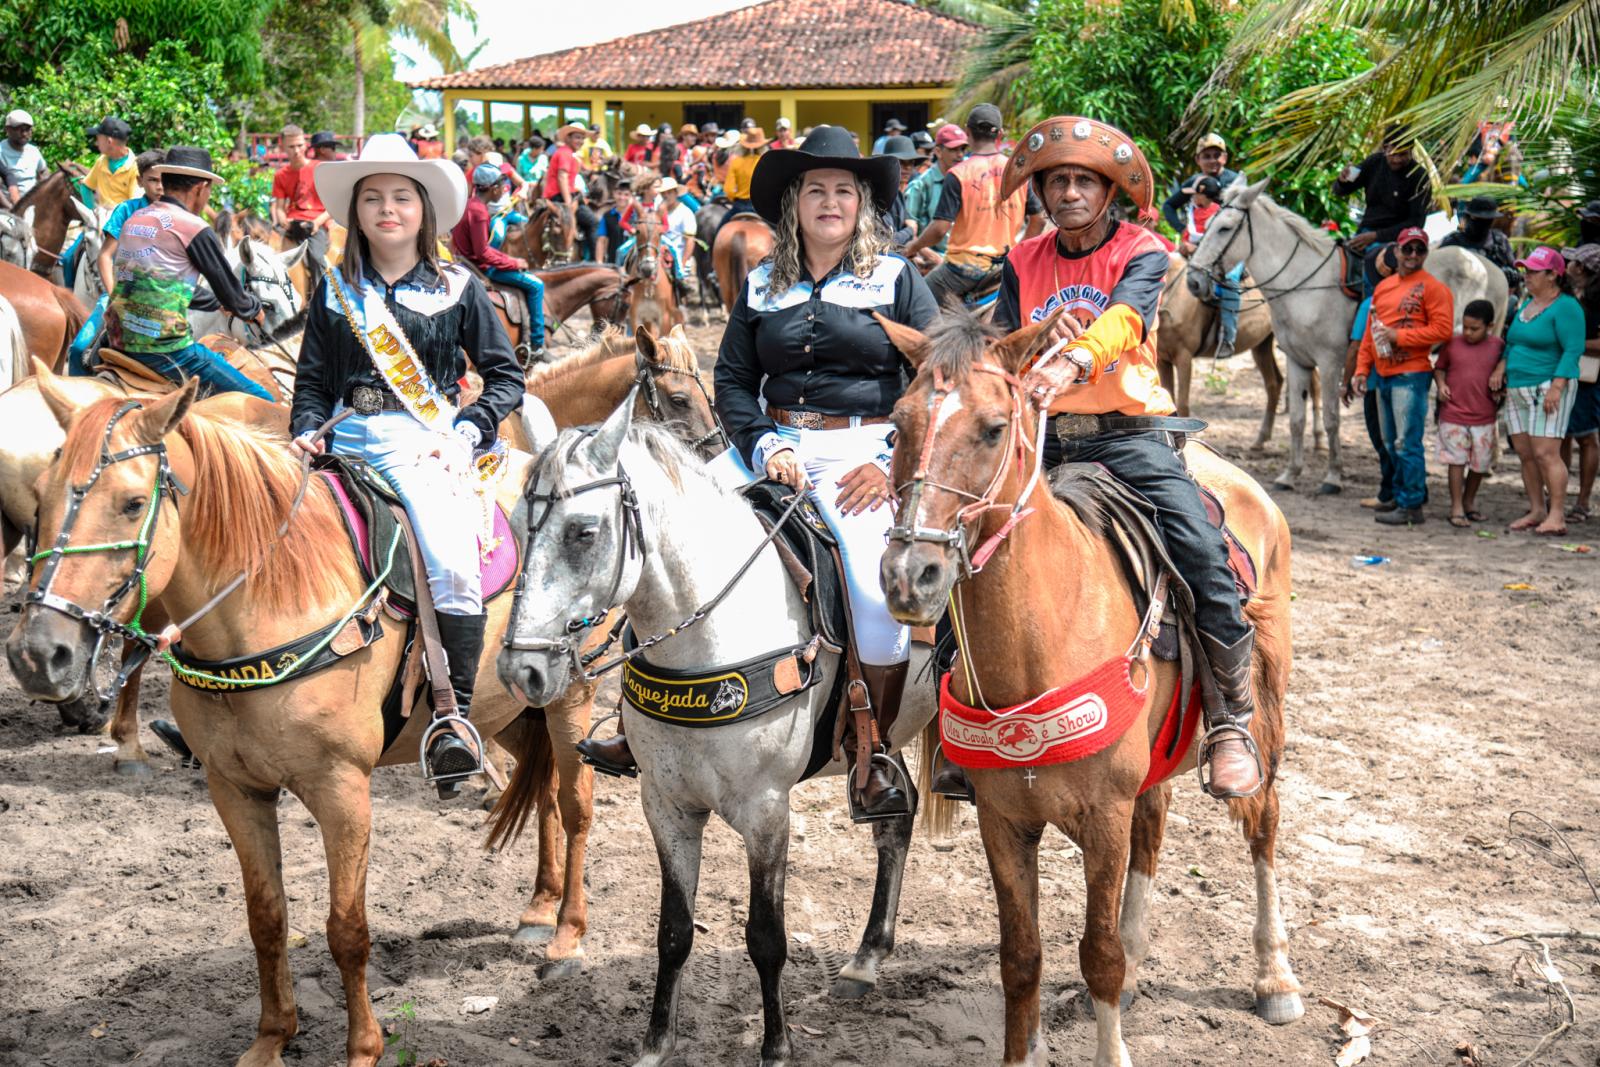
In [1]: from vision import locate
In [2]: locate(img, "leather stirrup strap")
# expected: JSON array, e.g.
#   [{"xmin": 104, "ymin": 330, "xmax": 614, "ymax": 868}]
[{"xmin": 389, "ymin": 503, "xmax": 457, "ymax": 718}]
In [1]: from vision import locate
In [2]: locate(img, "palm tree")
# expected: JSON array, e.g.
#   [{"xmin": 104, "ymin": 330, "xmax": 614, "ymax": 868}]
[
  {"xmin": 1189, "ymin": 0, "xmax": 1600, "ymax": 173},
  {"xmin": 350, "ymin": 0, "xmax": 476, "ymax": 140}
]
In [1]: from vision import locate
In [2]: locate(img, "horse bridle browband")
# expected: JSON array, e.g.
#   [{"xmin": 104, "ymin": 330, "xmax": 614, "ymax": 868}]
[
  {"xmin": 25, "ymin": 401, "xmax": 188, "ymax": 660},
  {"xmin": 634, "ymin": 357, "xmax": 728, "ymax": 454}
]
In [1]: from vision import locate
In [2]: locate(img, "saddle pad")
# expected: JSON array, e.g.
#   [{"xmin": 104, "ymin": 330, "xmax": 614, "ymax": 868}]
[
  {"xmin": 320, "ymin": 470, "xmax": 519, "ymax": 609},
  {"xmin": 1335, "ymin": 244, "xmax": 1364, "ymax": 301}
]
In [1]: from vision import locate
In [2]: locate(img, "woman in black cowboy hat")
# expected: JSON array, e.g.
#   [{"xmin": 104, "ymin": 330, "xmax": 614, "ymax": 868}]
[{"xmin": 579, "ymin": 126, "xmax": 937, "ymax": 821}]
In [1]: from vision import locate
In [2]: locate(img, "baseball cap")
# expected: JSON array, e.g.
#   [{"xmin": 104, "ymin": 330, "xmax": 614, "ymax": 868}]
[
  {"xmin": 935, "ymin": 124, "xmax": 969, "ymax": 148},
  {"xmin": 1516, "ymin": 246, "xmax": 1566, "ymax": 274},
  {"xmin": 1395, "ymin": 226, "xmax": 1429, "ymax": 249},
  {"xmin": 1196, "ymin": 132, "xmax": 1227, "ymax": 153},
  {"xmin": 87, "ymin": 116, "xmax": 131, "ymax": 141},
  {"xmin": 1578, "ymin": 200, "xmax": 1600, "ymax": 221},
  {"xmin": 4, "ymin": 109, "xmax": 33, "ymax": 128},
  {"xmin": 471, "ymin": 162, "xmax": 505, "ymax": 188},
  {"xmin": 966, "ymin": 104, "xmax": 1003, "ymax": 133},
  {"xmin": 1561, "ymin": 243, "xmax": 1600, "ymax": 274},
  {"xmin": 776, "ymin": 117, "xmax": 792, "ymax": 130}
]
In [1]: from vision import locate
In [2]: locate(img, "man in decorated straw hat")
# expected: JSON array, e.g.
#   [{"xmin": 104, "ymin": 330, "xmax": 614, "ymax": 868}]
[
  {"xmin": 927, "ymin": 116, "xmax": 1266, "ymax": 808},
  {"xmin": 103, "ymin": 146, "xmax": 273, "ymax": 400}
]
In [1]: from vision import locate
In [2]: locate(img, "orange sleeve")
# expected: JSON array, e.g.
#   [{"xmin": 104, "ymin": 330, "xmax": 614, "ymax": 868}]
[
  {"xmin": 1073, "ymin": 304, "xmax": 1146, "ymax": 379},
  {"xmin": 1395, "ymin": 279, "xmax": 1455, "ymax": 351},
  {"xmin": 1355, "ymin": 319, "xmax": 1375, "ymax": 380}
]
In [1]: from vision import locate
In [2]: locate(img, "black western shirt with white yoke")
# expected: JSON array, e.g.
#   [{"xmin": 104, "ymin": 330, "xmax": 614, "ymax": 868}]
[{"xmin": 715, "ymin": 253, "xmax": 938, "ymax": 465}]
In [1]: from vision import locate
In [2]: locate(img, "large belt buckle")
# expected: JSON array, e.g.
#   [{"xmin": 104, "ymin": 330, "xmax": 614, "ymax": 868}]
[
  {"xmin": 1054, "ymin": 413, "xmax": 1101, "ymax": 442},
  {"xmin": 350, "ymin": 386, "xmax": 385, "ymax": 416},
  {"xmin": 784, "ymin": 409, "xmax": 825, "ymax": 430}
]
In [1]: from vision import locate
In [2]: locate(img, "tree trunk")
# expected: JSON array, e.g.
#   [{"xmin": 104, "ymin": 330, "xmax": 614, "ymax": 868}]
[{"xmin": 351, "ymin": 19, "xmax": 366, "ymax": 141}]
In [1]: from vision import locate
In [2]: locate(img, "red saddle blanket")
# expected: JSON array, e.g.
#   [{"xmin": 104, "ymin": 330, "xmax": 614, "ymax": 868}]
[
  {"xmin": 321, "ymin": 470, "xmax": 520, "ymax": 610},
  {"xmin": 940, "ymin": 657, "xmax": 1202, "ymax": 795}
]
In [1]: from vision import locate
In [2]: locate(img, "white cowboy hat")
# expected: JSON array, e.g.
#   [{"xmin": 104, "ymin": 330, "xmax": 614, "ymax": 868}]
[
  {"xmin": 654, "ymin": 176, "xmax": 681, "ymax": 194},
  {"xmin": 633, "ymin": 123, "xmax": 654, "ymax": 137},
  {"xmin": 416, "ymin": 123, "xmax": 439, "ymax": 139},
  {"xmin": 314, "ymin": 132, "xmax": 467, "ymax": 230},
  {"xmin": 715, "ymin": 131, "xmax": 739, "ymax": 150}
]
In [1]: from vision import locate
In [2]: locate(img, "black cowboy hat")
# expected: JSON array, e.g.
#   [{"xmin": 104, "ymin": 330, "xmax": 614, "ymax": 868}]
[
  {"xmin": 1461, "ymin": 195, "xmax": 1502, "ymax": 220},
  {"xmin": 750, "ymin": 125, "xmax": 900, "ymax": 225},
  {"xmin": 877, "ymin": 135, "xmax": 920, "ymax": 162}
]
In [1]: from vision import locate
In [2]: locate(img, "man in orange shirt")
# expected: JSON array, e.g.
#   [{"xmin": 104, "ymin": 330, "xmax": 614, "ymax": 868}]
[
  {"xmin": 1353, "ymin": 226, "xmax": 1455, "ymax": 525},
  {"xmin": 931, "ymin": 115, "xmax": 1262, "ymax": 804}
]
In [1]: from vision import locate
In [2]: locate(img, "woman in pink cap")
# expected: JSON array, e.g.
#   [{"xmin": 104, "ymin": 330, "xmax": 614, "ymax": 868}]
[{"xmin": 1495, "ymin": 245, "xmax": 1587, "ymax": 534}]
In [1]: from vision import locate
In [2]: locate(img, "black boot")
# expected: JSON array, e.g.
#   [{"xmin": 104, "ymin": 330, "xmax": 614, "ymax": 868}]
[
  {"xmin": 929, "ymin": 743, "xmax": 973, "ymax": 802},
  {"xmin": 150, "ymin": 719, "xmax": 201, "ymax": 768},
  {"xmin": 426, "ymin": 612, "xmax": 488, "ymax": 799},
  {"xmin": 845, "ymin": 662, "xmax": 913, "ymax": 822},
  {"xmin": 577, "ymin": 716, "xmax": 638, "ymax": 778},
  {"xmin": 1198, "ymin": 627, "xmax": 1264, "ymax": 799}
]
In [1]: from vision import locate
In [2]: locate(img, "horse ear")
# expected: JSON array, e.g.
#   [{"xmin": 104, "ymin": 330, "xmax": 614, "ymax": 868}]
[
  {"xmin": 132, "ymin": 378, "xmax": 198, "ymax": 442},
  {"xmin": 586, "ymin": 390, "xmax": 635, "ymax": 471},
  {"xmin": 238, "ymin": 236, "xmax": 255, "ymax": 265},
  {"xmin": 635, "ymin": 322, "xmax": 660, "ymax": 365},
  {"xmin": 33, "ymin": 360, "xmax": 77, "ymax": 430},
  {"xmin": 990, "ymin": 310, "xmax": 1062, "ymax": 375},
  {"xmin": 1232, "ymin": 178, "xmax": 1269, "ymax": 207},
  {"xmin": 68, "ymin": 198, "xmax": 97, "ymax": 232},
  {"xmin": 519, "ymin": 393, "xmax": 559, "ymax": 453},
  {"xmin": 280, "ymin": 242, "xmax": 310, "ymax": 269},
  {"xmin": 872, "ymin": 312, "xmax": 931, "ymax": 368},
  {"xmin": 668, "ymin": 323, "xmax": 688, "ymax": 343}
]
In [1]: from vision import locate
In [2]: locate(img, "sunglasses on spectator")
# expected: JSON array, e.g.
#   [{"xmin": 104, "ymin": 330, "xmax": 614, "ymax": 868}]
[{"xmin": 1399, "ymin": 242, "xmax": 1427, "ymax": 254}]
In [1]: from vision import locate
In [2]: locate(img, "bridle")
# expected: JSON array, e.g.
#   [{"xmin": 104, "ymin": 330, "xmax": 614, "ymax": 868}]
[
  {"xmin": 887, "ymin": 358, "xmax": 1054, "ymax": 581},
  {"xmin": 25, "ymin": 402, "xmax": 188, "ymax": 667},
  {"xmin": 633, "ymin": 354, "xmax": 727, "ymax": 454},
  {"xmin": 1191, "ymin": 199, "xmax": 1345, "ymax": 300}
]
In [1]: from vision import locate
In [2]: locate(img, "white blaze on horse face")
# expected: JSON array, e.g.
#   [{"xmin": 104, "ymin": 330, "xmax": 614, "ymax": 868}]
[{"xmin": 916, "ymin": 388, "xmax": 962, "ymax": 529}]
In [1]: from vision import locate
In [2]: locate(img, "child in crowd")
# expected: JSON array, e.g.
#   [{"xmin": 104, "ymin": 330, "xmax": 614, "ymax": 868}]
[
  {"xmin": 1433, "ymin": 299, "xmax": 1504, "ymax": 526},
  {"xmin": 1182, "ymin": 175, "xmax": 1223, "ymax": 250}
]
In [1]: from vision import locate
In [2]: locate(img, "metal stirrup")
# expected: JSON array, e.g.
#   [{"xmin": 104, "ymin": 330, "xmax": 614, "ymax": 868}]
[
  {"xmin": 418, "ymin": 714, "xmax": 486, "ymax": 782},
  {"xmin": 1195, "ymin": 723, "xmax": 1264, "ymax": 799}
]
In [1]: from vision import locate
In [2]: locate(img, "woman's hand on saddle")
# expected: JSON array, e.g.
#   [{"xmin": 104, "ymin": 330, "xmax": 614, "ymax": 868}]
[
  {"xmin": 835, "ymin": 463, "xmax": 893, "ymax": 515},
  {"xmin": 764, "ymin": 448, "xmax": 809, "ymax": 491},
  {"xmin": 290, "ymin": 432, "xmax": 325, "ymax": 458}
]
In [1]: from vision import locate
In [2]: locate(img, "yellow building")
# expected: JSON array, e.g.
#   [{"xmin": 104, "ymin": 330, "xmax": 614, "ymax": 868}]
[{"xmin": 411, "ymin": 0, "xmax": 979, "ymax": 152}]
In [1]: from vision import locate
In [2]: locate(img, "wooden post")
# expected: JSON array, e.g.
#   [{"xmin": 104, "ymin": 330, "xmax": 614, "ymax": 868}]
[
  {"xmin": 481, "ymin": 100, "xmax": 493, "ymax": 137},
  {"xmin": 522, "ymin": 103, "xmax": 531, "ymax": 140},
  {"xmin": 442, "ymin": 92, "xmax": 457, "ymax": 151},
  {"xmin": 779, "ymin": 93, "xmax": 798, "ymax": 135}
]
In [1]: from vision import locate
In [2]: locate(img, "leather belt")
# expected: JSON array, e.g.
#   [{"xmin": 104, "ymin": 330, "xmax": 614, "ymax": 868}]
[
  {"xmin": 345, "ymin": 385, "xmax": 458, "ymax": 416},
  {"xmin": 1053, "ymin": 413, "xmax": 1208, "ymax": 442},
  {"xmin": 767, "ymin": 406, "xmax": 891, "ymax": 431}
]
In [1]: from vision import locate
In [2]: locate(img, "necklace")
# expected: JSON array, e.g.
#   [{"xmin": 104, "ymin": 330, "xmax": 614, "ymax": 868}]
[{"xmin": 1519, "ymin": 296, "xmax": 1555, "ymax": 324}]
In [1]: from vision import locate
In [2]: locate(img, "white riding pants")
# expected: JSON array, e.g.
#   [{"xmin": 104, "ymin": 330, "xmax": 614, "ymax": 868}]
[
  {"xmin": 707, "ymin": 422, "xmax": 908, "ymax": 666},
  {"xmin": 331, "ymin": 409, "xmax": 483, "ymax": 615}
]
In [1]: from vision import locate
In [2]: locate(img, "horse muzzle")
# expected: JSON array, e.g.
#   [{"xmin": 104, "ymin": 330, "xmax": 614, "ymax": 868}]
[
  {"xmin": 6, "ymin": 608, "xmax": 98, "ymax": 707},
  {"xmin": 881, "ymin": 543, "xmax": 956, "ymax": 628},
  {"xmin": 1186, "ymin": 271, "xmax": 1212, "ymax": 299},
  {"xmin": 496, "ymin": 646, "xmax": 571, "ymax": 709}
]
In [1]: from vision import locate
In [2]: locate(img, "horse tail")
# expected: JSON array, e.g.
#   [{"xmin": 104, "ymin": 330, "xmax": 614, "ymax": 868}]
[
  {"xmin": 52, "ymin": 286, "xmax": 89, "ymax": 371},
  {"xmin": 1232, "ymin": 512, "xmax": 1292, "ymax": 832},
  {"xmin": 916, "ymin": 716, "xmax": 958, "ymax": 842},
  {"xmin": 483, "ymin": 707, "xmax": 558, "ymax": 852}
]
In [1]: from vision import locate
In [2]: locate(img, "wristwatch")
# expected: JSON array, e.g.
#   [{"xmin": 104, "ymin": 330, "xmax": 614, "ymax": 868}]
[{"xmin": 1065, "ymin": 348, "xmax": 1094, "ymax": 379}]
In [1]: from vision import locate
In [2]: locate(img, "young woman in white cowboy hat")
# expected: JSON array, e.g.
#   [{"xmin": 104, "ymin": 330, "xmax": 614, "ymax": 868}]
[{"xmin": 293, "ymin": 132, "xmax": 525, "ymax": 795}]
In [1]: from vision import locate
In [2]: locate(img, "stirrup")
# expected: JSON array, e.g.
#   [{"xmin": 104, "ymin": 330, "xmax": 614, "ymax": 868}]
[
  {"xmin": 419, "ymin": 714, "xmax": 485, "ymax": 784},
  {"xmin": 576, "ymin": 711, "xmax": 638, "ymax": 780},
  {"xmin": 930, "ymin": 747, "xmax": 975, "ymax": 804},
  {"xmin": 1195, "ymin": 723, "xmax": 1264, "ymax": 800},
  {"xmin": 846, "ymin": 751, "xmax": 915, "ymax": 824}
]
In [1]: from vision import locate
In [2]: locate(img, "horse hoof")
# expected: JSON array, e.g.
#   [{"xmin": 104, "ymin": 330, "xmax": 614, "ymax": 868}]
[
  {"xmin": 512, "ymin": 923, "xmax": 555, "ymax": 944},
  {"xmin": 113, "ymin": 759, "xmax": 152, "ymax": 778},
  {"xmin": 1255, "ymin": 991, "xmax": 1305, "ymax": 1025},
  {"xmin": 1271, "ymin": 481, "xmax": 1296, "ymax": 493},
  {"xmin": 1119, "ymin": 989, "xmax": 1136, "ymax": 1012},
  {"xmin": 830, "ymin": 976, "xmax": 876, "ymax": 1001},
  {"xmin": 1315, "ymin": 482, "xmax": 1342, "ymax": 496},
  {"xmin": 537, "ymin": 956, "xmax": 585, "ymax": 982}
]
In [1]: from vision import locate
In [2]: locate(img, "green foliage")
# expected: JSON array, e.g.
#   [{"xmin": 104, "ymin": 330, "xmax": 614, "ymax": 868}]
[{"xmin": 11, "ymin": 40, "xmax": 233, "ymax": 164}]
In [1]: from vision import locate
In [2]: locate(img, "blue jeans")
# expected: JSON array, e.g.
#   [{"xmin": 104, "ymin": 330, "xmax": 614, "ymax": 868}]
[
  {"xmin": 1373, "ymin": 371, "xmax": 1431, "ymax": 510},
  {"xmin": 61, "ymin": 234, "xmax": 84, "ymax": 290},
  {"xmin": 67, "ymin": 293, "xmax": 109, "ymax": 375},
  {"xmin": 484, "ymin": 267, "xmax": 546, "ymax": 349},
  {"xmin": 1217, "ymin": 261, "xmax": 1244, "ymax": 349},
  {"xmin": 1363, "ymin": 372, "xmax": 1395, "ymax": 504},
  {"xmin": 132, "ymin": 341, "xmax": 274, "ymax": 402}
]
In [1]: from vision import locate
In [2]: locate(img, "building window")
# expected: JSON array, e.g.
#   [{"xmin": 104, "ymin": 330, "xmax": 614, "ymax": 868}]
[{"xmin": 683, "ymin": 102, "xmax": 745, "ymax": 133}]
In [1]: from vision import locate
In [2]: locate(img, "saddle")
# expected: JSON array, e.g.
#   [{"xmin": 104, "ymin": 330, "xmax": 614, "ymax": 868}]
[
  {"xmin": 1333, "ymin": 242, "xmax": 1365, "ymax": 300},
  {"xmin": 456, "ymin": 259, "xmax": 533, "ymax": 354}
]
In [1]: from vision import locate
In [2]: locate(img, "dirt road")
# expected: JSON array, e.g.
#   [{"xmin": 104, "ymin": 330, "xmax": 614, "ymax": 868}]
[{"xmin": 2, "ymin": 320, "xmax": 1596, "ymax": 1066}]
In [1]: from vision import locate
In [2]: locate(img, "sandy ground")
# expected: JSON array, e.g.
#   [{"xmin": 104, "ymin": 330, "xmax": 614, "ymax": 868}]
[{"xmin": 2, "ymin": 314, "xmax": 1598, "ymax": 1067}]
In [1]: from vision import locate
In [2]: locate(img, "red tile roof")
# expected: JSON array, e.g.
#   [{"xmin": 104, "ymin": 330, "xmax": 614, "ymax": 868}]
[{"xmin": 411, "ymin": 0, "xmax": 979, "ymax": 92}]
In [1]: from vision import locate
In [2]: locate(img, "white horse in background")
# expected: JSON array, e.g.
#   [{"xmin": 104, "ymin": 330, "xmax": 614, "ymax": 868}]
[
  {"xmin": 0, "ymin": 208, "xmax": 38, "ymax": 269},
  {"xmin": 1189, "ymin": 179, "xmax": 1508, "ymax": 495},
  {"xmin": 0, "ymin": 293, "xmax": 26, "ymax": 389}
]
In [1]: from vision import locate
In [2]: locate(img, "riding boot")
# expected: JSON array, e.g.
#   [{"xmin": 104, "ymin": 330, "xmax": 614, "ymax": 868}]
[
  {"xmin": 426, "ymin": 612, "xmax": 488, "ymax": 799},
  {"xmin": 1198, "ymin": 627, "xmax": 1265, "ymax": 800},
  {"xmin": 928, "ymin": 743, "xmax": 973, "ymax": 802},
  {"xmin": 576, "ymin": 716, "xmax": 638, "ymax": 778},
  {"xmin": 845, "ymin": 662, "xmax": 912, "ymax": 822}
]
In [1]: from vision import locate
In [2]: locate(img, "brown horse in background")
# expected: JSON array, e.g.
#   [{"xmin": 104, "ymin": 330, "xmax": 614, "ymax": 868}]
[
  {"xmin": 879, "ymin": 314, "xmax": 1303, "ymax": 1066},
  {"xmin": 622, "ymin": 211, "xmax": 682, "ymax": 336},
  {"xmin": 0, "ymin": 259, "xmax": 89, "ymax": 371},
  {"xmin": 1156, "ymin": 255, "xmax": 1285, "ymax": 450},
  {"xmin": 712, "ymin": 213, "xmax": 773, "ymax": 312},
  {"xmin": 9, "ymin": 165, "xmax": 87, "ymax": 277}
]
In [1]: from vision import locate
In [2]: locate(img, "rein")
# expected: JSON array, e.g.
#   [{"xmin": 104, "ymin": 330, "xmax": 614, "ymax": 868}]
[{"xmin": 1194, "ymin": 201, "xmax": 1347, "ymax": 300}]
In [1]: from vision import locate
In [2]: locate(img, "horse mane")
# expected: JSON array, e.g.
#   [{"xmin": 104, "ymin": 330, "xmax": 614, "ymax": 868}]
[
  {"xmin": 1044, "ymin": 464, "xmax": 1111, "ymax": 534},
  {"xmin": 921, "ymin": 310, "xmax": 1002, "ymax": 380},
  {"xmin": 1256, "ymin": 193, "xmax": 1333, "ymax": 249},
  {"xmin": 533, "ymin": 421, "xmax": 707, "ymax": 499},
  {"xmin": 524, "ymin": 327, "xmax": 634, "ymax": 387}
]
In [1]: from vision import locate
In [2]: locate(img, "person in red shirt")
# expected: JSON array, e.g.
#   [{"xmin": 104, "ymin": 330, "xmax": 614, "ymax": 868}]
[
  {"xmin": 453, "ymin": 163, "xmax": 545, "ymax": 360},
  {"xmin": 623, "ymin": 124, "xmax": 652, "ymax": 165},
  {"xmin": 929, "ymin": 115, "xmax": 1264, "ymax": 805},
  {"xmin": 544, "ymin": 123, "xmax": 592, "ymax": 259},
  {"xmin": 271, "ymin": 124, "xmax": 331, "ymax": 264},
  {"xmin": 1353, "ymin": 226, "xmax": 1455, "ymax": 525},
  {"xmin": 1432, "ymin": 299, "xmax": 1504, "ymax": 525}
]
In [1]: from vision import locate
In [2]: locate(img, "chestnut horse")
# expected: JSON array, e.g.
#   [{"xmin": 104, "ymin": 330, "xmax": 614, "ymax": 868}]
[
  {"xmin": 712, "ymin": 213, "xmax": 773, "ymax": 313},
  {"xmin": 6, "ymin": 376, "xmax": 593, "ymax": 1067},
  {"xmin": 487, "ymin": 262, "xmax": 629, "ymax": 347},
  {"xmin": 622, "ymin": 211, "xmax": 682, "ymax": 336},
  {"xmin": 9, "ymin": 165, "xmax": 86, "ymax": 277},
  {"xmin": 0, "ymin": 259, "xmax": 89, "ymax": 372},
  {"xmin": 878, "ymin": 314, "xmax": 1303, "ymax": 1066}
]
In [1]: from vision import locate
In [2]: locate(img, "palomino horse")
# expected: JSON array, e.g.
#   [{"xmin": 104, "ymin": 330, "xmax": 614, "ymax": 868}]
[
  {"xmin": 1156, "ymin": 254, "xmax": 1286, "ymax": 450},
  {"xmin": 1188, "ymin": 179, "xmax": 1507, "ymax": 494},
  {"xmin": 8, "ymin": 165, "xmax": 86, "ymax": 277},
  {"xmin": 877, "ymin": 314, "xmax": 1304, "ymax": 1067},
  {"xmin": 5, "ymin": 377, "xmax": 593, "ymax": 1067},
  {"xmin": 0, "ymin": 259, "xmax": 88, "ymax": 372},
  {"xmin": 712, "ymin": 213, "xmax": 774, "ymax": 313},
  {"xmin": 622, "ymin": 211, "xmax": 683, "ymax": 336},
  {"xmin": 497, "ymin": 398, "xmax": 936, "ymax": 1067}
]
